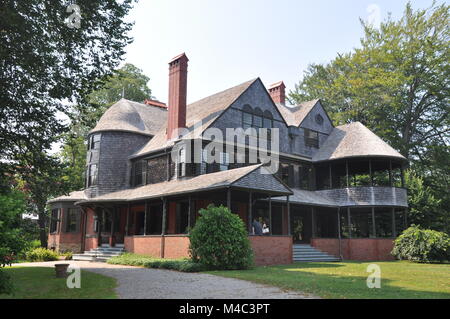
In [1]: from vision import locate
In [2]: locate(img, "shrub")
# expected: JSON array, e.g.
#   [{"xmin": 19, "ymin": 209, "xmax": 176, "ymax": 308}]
[
  {"xmin": 392, "ymin": 226, "xmax": 450, "ymax": 263},
  {"xmin": 0, "ymin": 269, "xmax": 13, "ymax": 295},
  {"xmin": 189, "ymin": 205, "xmax": 253, "ymax": 270},
  {"xmin": 25, "ymin": 248, "xmax": 59, "ymax": 262},
  {"xmin": 60, "ymin": 252, "xmax": 73, "ymax": 260},
  {"xmin": 107, "ymin": 253, "xmax": 208, "ymax": 272}
]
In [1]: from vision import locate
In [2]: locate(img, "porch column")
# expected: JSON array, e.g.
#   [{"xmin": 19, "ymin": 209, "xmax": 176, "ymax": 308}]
[
  {"xmin": 161, "ymin": 198, "xmax": 167, "ymax": 259},
  {"xmin": 109, "ymin": 207, "xmax": 116, "ymax": 246},
  {"xmin": 248, "ymin": 192, "xmax": 253, "ymax": 234},
  {"xmin": 143, "ymin": 201, "xmax": 148, "ymax": 236},
  {"xmin": 188, "ymin": 196, "xmax": 192, "ymax": 232},
  {"xmin": 161, "ymin": 198, "xmax": 167, "ymax": 235},
  {"xmin": 227, "ymin": 188, "xmax": 231, "ymax": 210},
  {"xmin": 346, "ymin": 160, "xmax": 349, "ymax": 187},
  {"xmin": 337, "ymin": 208, "xmax": 341, "ymax": 239},
  {"xmin": 347, "ymin": 208, "xmax": 352, "ymax": 238},
  {"xmin": 371, "ymin": 207, "xmax": 376, "ymax": 238},
  {"xmin": 311, "ymin": 207, "xmax": 315, "ymax": 238},
  {"xmin": 369, "ymin": 159, "xmax": 373, "ymax": 186},
  {"xmin": 268, "ymin": 195, "xmax": 272, "ymax": 235},
  {"xmin": 287, "ymin": 195, "xmax": 291, "ymax": 236},
  {"xmin": 392, "ymin": 207, "xmax": 397, "ymax": 238},
  {"xmin": 389, "ymin": 160, "xmax": 393, "ymax": 187},
  {"xmin": 125, "ymin": 203, "xmax": 130, "ymax": 236}
]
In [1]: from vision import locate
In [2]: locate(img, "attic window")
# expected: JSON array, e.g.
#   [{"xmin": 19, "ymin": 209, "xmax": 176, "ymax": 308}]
[
  {"xmin": 315, "ymin": 114, "xmax": 324, "ymax": 125},
  {"xmin": 88, "ymin": 134, "xmax": 101, "ymax": 150},
  {"xmin": 304, "ymin": 129, "xmax": 319, "ymax": 148}
]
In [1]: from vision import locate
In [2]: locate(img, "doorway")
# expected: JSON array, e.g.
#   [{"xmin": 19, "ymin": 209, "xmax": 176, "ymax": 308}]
[{"xmin": 290, "ymin": 206, "xmax": 312, "ymax": 244}]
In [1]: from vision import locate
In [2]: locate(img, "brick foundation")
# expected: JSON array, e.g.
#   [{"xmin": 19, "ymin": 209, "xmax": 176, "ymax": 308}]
[
  {"xmin": 311, "ymin": 238, "xmax": 395, "ymax": 261},
  {"xmin": 249, "ymin": 236, "xmax": 293, "ymax": 266},
  {"xmin": 124, "ymin": 235, "xmax": 293, "ymax": 265},
  {"xmin": 48, "ymin": 233, "xmax": 83, "ymax": 253}
]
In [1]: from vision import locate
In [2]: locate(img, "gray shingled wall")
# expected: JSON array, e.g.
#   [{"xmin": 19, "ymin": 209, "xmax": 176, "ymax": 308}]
[{"xmin": 86, "ymin": 131, "xmax": 150, "ymax": 197}]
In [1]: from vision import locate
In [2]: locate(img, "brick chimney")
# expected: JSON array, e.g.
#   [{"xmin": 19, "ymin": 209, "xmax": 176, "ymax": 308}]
[
  {"xmin": 268, "ymin": 81, "xmax": 286, "ymax": 105},
  {"xmin": 167, "ymin": 53, "xmax": 189, "ymax": 140}
]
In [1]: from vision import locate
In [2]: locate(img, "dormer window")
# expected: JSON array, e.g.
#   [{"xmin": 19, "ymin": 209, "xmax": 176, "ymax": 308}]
[
  {"xmin": 304, "ymin": 129, "xmax": 319, "ymax": 148},
  {"xmin": 87, "ymin": 164, "xmax": 98, "ymax": 186}
]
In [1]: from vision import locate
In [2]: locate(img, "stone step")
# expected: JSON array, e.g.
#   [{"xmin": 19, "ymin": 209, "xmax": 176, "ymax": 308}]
[
  {"xmin": 294, "ymin": 258, "xmax": 340, "ymax": 262},
  {"xmin": 292, "ymin": 244, "xmax": 340, "ymax": 262}
]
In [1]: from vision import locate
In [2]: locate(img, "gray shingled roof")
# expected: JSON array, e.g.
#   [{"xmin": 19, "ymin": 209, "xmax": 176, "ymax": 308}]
[
  {"xmin": 76, "ymin": 164, "xmax": 291, "ymax": 204},
  {"xmin": 48, "ymin": 190, "xmax": 87, "ymax": 204},
  {"xmin": 90, "ymin": 99, "xmax": 168, "ymax": 136},
  {"xmin": 132, "ymin": 79, "xmax": 258, "ymax": 157},
  {"xmin": 313, "ymin": 122, "xmax": 407, "ymax": 162},
  {"xmin": 272, "ymin": 188, "xmax": 337, "ymax": 207},
  {"xmin": 275, "ymin": 99, "xmax": 320, "ymax": 127}
]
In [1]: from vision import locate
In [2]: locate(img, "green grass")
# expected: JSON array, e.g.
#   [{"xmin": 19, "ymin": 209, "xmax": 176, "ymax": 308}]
[
  {"xmin": 205, "ymin": 261, "xmax": 450, "ymax": 299},
  {"xmin": 0, "ymin": 267, "xmax": 117, "ymax": 299}
]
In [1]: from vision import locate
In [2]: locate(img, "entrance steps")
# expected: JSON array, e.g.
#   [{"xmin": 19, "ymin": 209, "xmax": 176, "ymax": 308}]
[
  {"xmin": 72, "ymin": 244, "xmax": 125, "ymax": 262},
  {"xmin": 293, "ymin": 244, "xmax": 340, "ymax": 262}
]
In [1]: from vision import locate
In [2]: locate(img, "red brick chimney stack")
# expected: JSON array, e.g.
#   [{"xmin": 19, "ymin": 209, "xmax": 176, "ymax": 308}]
[
  {"xmin": 268, "ymin": 81, "xmax": 286, "ymax": 105},
  {"xmin": 167, "ymin": 53, "xmax": 189, "ymax": 140}
]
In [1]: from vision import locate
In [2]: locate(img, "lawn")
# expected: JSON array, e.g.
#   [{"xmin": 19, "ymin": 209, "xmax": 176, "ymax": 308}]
[
  {"xmin": 206, "ymin": 261, "xmax": 450, "ymax": 299},
  {"xmin": 0, "ymin": 267, "xmax": 117, "ymax": 299}
]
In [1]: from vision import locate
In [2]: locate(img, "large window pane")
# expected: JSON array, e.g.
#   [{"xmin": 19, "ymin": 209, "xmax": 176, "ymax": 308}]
[
  {"xmin": 315, "ymin": 209, "xmax": 338, "ymax": 238},
  {"xmin": 395, "ymin": 208, "xmax": 407, "ymax": 235},
  {"xmin": 340, "ymin": 211, "xmax": 350, "ymax": 238},
  {"xmin": 375, "ymin": 208, "xmax": 393, "ymax": 237},
  {"xmin": 372, "ymin": 160, "xmax": 390, "ymax": 186},
  {"xmin": 146, "ymin": 203, "xmax": 163, "ymax": 235},
  {"xmin": 348, "ymin": 160, "xmax": 371, "ymax": 187},
  {"xmin": 331, "ymin": 161, "xmax": 347, "ymax": 188},
  {"xmin": 65, "ymin": 208, "xmax": 79, "ymax": 233},
  {"xmin": 316, "ymin": 163, "xmax": 330, "ymax": 190},
  {"xmin": 350, "ymin": 208, "xmax": 374, "ymax": 238}
]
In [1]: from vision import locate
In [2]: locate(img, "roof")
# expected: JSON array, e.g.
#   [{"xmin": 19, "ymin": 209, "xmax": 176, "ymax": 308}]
[
  {"xmin": 275, "ymin": 99, "xmax": 320, "ymax": 127},
  {"xmin": 132, "ymin": 79, "xmax": 258, "ymax": 157},
  {"xmin": 76, "ymin": 164, "xmax": 292, "ymax": 204},
  {"xmin": 48, "ymin": 190, "xmax": 87, "ymax": 204},
  {"xmin": 272, "ymin": 188, "xmax": 337, "ymax": 207},
  {"xmin": 312, "ymin": 122, "xmax": 407, "ymax": 162},
  {"xmin": 90, "ymin": 99, "xmax": 168, "ymax": 136}
]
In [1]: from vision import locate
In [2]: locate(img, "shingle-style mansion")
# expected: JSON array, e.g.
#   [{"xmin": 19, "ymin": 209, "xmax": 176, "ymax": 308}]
[{"xmin": 48, "ymin": 53, "xmax": 408, "ymax": 264}]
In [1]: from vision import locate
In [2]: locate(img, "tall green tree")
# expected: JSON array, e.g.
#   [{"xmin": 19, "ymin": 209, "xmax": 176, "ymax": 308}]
[
  {"xmin": 1, "ymin": 1, "xmax": 136, "ymax": 246},
  {"xmin": 289, "ymin": 2, "xmax": 449, "ymax": 232}
]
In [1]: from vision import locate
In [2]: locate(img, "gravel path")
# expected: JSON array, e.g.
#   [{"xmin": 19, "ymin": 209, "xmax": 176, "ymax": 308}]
[{"xmin": 12, "ymin": 261, "xmax": 317, "ymax": 299}]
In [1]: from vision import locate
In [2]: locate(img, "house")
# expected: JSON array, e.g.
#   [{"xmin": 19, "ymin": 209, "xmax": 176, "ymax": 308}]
[{"xmin": 48, "ymin": 53, "xmax": 408, "ymax": 265}]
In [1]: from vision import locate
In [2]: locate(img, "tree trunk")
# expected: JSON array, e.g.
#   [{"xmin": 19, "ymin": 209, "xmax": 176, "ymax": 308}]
[{"xmin": 38, "ymin": 207, "xmax": 48, "ymax": 248}]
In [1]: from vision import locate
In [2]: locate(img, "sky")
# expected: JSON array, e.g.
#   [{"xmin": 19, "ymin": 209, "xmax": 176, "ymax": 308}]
[{"xmin": 122, "ymin": 0, "xmax": 439, "ymax": 104}]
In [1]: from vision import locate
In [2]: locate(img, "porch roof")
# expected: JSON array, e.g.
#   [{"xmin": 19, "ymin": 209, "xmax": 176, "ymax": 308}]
[
  {"xmin": 48, "ymin": 190, "xmax": 87, "ymax": 204},
  {"xmin": 272, "ymin": 188, "xmax": 337, "ymax": 207},
  {"xmin": 75, "ymin": 164, "xmax": 292, "ymax": 205}
]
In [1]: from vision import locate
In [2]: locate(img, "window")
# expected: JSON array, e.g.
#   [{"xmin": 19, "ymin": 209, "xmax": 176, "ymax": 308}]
[
  {"xmin": 241, "ymin": 105, "xmax": 273, "ymax": 138},
  {"xmin": 279, "ymin": 163, "xmax": 294, "ymax": 187},
  {"xmin": 65, "ymin": 208, "xmax": 79, "ymax": 233},
  {"xmin": 50, "ymin": 209, "xmax": 59, "ymax": 233},
  {"xmin": 315, "ymin": 114, "xmax": 324, "ymax": 125},
  {"xmin": 299, "ymin": 164, "xmax": 313, "ymax": 190},
  {"xmin": 219, "ymin": 152, "xmax": 229, "ymax": 171},
  {"xmin": 375, "ymin": 208, "xmax": 393, "ymax": 238},
  {"xmin": 88, "ymin": 134, "xmax": 101, "ymax": 150},
  {"xmin": 350, "ymin": 208, "xmax": 374, "ymax": 238},
  {"xmin": 133, "ymin": 160, "xmax": 146, "ymax": 185},
  {"xmin": 304, "ymin": 129, "xmax": 319, "ymax": 148},
  {"xmin": 177, "ymin": 148, "xmax": 187, "ymax": 177},
  {"xmin": 242, "ymin": 112, "xmax": 253, "ymax": 130},
  {"xmin": 88, "ymin": 164, "xmax": 98, "ymax": 186},
  {"xmin": 316, "ymin": 163, "xmax": 331, "ymax": 190}
]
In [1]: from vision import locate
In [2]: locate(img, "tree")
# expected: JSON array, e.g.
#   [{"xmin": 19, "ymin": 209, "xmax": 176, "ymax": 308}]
[
  {"xmin": 289, "ymin": 2, "xmax": 449, "ymax": 232},
  {"xmin": 404, "ymin": 170, "xmax": 444, "ymax": 231},
  {"xmin": 60, "ymin": 63, "xmax": 152, "ymax": 191},
  {"xmin": 0, "ymin": 0, "xmax": 135, "ymax": 176},
  {"xmin": 16, "ymin": 152, "xmax": 71, "ymax": 248},
  {"xmin": 0, "ymin": 178, "xmax": 27, "ymax": 294}
]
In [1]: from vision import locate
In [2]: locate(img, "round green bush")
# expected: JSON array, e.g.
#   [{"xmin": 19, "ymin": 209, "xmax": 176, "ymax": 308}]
[
  {"xmin": 392, "ymin": 226, "xmax": 450, "ymax": 263},
  {"xmin": 189, "ymin": 205, "xmax": 253, "ymax": 270},
  {"xmin": 25, "ymin": 248, "xmax": 59, "ymax": 262}
]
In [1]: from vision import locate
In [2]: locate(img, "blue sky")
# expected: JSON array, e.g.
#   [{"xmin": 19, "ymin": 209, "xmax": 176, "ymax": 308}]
[{"xmin": 123, "ymin": 0, "xmax": 436, "ymax": 104}]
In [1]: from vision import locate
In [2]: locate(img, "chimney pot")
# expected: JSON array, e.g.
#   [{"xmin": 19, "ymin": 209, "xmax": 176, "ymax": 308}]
[{"xmin": 268, "ymin": 81, "xmax": 286, "ymax": 105}]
